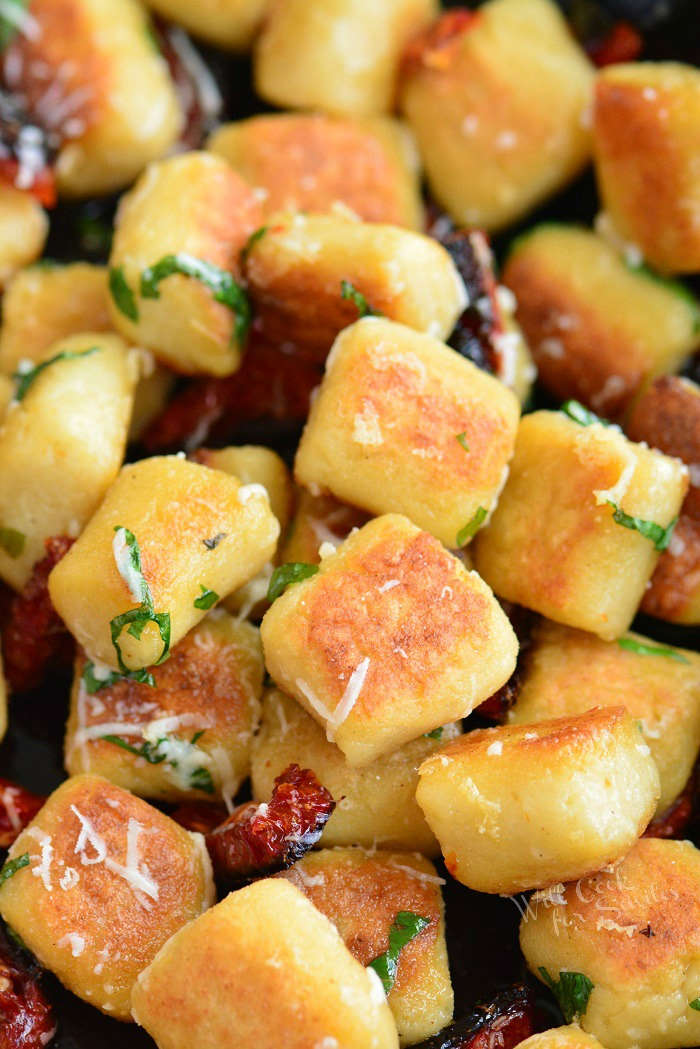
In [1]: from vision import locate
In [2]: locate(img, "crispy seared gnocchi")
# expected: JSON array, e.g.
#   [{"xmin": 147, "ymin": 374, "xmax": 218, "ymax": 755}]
[
  {"xmin": 131, "ymin": 878, "xmax": 399, "ymax": 1048},
  {"xmin": 282, "ymin": 847, "xmax": 453, "ymax": 1045},
  {"xmin": 520, "ymin": 838, "xmax": 700, "ymax": 1049},
  {"xmin": 255, "ymin": 0, "xmax": 438, "ymax": 117},
  {"xmin": 593, "ymin": 62, "xmax": 700, "ymax": 274},
  {"xmin": 243, "ymin": 212, "xmax": 467, "ymax": 362},
  {"xmin": 261, "ymin": 514, "xmax": 517, "ymax": 765},
  {"xmin": 0, "ymin": 333, "xmax": 137, "ymax": 591},
  {"xmin": 417, "ymin": 707, "xmax": 660, "ymax": 894},
  {"xmin": 0, "ymin": 774, "xmax": 214, "ymax": 1019},
  {"xmin": 252, "ymin": 688, "xmax": 459, "ymax": 855},
  {"xmin": 0, "ymin": 186, "xmax": 48, "ymax": 287},
  {"xmin": 518, "ymin": 1029, "xmax": 609, "ymax": 1049},
  {"xmin": 508, "ymin": 621, "xmax": 700, "ymax": 817},
  {"xmin": 4, "ymin": 0, "xmax": 182, "ymax": 197},
  {"xmin": 48, "ymin": 456, "xmax": 279, "ymax": 672},
  {"xmin": 65, "ymin": 613, "xmax": 264, "ymax": 805},
  {"xmin": 108, "ymin": 152, "xmax": 263, "ymax": 376},
  {"xmin": 295, "ymin": 318, "xmax": 519, "ymax": 547},
  {"xmin": 208, "ymin": 113, "xmax": 424, "ymax": 228},
  {"xmin": 474, "ymin": 409, "xmax": 689, "ymax": 639},
  {"xmin": 503, "ymin": 226, "xmax": 700, "ymax": 418},
  {"xmin": 399, "ymin": 0, "xmax": 594, "ymax": 231}
]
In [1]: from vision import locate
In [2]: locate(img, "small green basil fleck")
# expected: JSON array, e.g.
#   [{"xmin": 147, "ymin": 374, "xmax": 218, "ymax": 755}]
[
  {"xmin": 102, "ymin": 732, "xmax": 214, "ymax": 793},
  {"xmin": 194, "ymin": 585, "xmax": 219, "ymax": 610},
  {"xmin": 690, "ymin": 999, "xmax": 700, "ymax": 1011},
  {"xmin": 617, "ymin": 637, "xmax": 689, "ymax": 665},
  {"xmin": 189, "ymin": 765, "xmax": 215, "ymax": 794},
  {"xmin": 0, "ymin": 527, "xmax": 25, "ymax": 558},
  {"xmin": 140, "ymin": 253, "xmax": 252, "ymax": 346},
  {"xmin": 0, "ymin": 853, "xmax": 30, "ymax": 886},
  {"xmin": 561, "ymin": 400, "xmax": 609, "ymax": 427},
  {"xmin": 82, "ymin": 660, "xmax": 155, "ymax": 693},
  {"xmin": 240, "ymin": 225, "xmax": 268, "ymax": 265},
  {"xmin": 456, "ymin": 506, "xmax": 488, "ymax": 547},
  {"xmin": 0, "ymin": 0, "xmax": 28, "ymax": 51},
  {"xmin": 456, "ymin": 432, "xmax": 469, "ymax": 452},
  {"xmin": 607, "ymin": 502, "xmax": 677, "ymax": 551},
  {"xmin": 424, "ymin": 727, "xmax": 443, "ymax": 741},
  {"xmin": 368, "ymin": 911, "xmax": 430, "ymax": 995},
  {"xmin": 340, "ymin": 280, "xmax": 380, "ymax": 318},
  {"xmin": 268, "ymin": 562, "xmax": 319, "ymax": 602},
  {"xmin": 539, "ymin": 968, "xmax": 594, "ymax": 1024},
  {"xmin": 109, "ymin": 266, "xmax": 139, "ymax": 321},
  {"xmin": 109, "ymin": 526, "xmax": 171, "ymax": 673},
  {"xmin": 13, "ymin": 346, "xmax": 100, "ymax": 401}
]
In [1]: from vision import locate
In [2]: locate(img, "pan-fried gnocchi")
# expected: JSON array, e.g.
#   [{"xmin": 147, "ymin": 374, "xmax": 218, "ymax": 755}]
[
  {"xmin": 0, "ymin": 185, "xmax": 48, "ymax": 287},
  {"xmin": 0, "ymin": 333, "xmax": 137, "ymax": 591},
  {"xmin": 416, "ymin": 708, "xmax": 660, "ymax": 894},
  {"xmin": 48, "ymin": 456, "xmax": 279, "ymax": 672}
]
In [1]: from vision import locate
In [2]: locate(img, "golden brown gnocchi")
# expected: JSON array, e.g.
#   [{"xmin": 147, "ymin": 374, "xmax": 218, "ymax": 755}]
[{"xmin": 0, "ymin": 185, "xmax": 47, "ymax": 286}]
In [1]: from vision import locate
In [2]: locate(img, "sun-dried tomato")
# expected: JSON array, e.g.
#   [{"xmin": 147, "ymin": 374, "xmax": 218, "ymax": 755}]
[
  {"xmin": 141, "ymin": 334, "xmax": 323, "ymax": 454},
  {"xmin": 170, "ymin": 801, "xmax": 229, "ymax": 837},
  {"xmin": 205, "ymin": 764, "xmax": 335, "ymax": 884},
  {"xmin": 587, "ymin": 21, "xmax": 643, "ymax": 66},
  {"xmin": 2, "ymin": 536, "xmax": 74, "ymax": 694},
  {"xmin": 0, "ymin": 780, "xmax": 44, "ymax": 849},
  {"xmin": 412, "ymin": 985, "xmax": 535, "ymax": 1049},
  {"xmin": 0, "ymin": 925, "xmax": 56, "ymax": 1049}
]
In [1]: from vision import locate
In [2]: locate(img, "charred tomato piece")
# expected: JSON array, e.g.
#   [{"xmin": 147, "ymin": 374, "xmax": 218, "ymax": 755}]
[
  {"xmin": 411, "ymin": 984, "xmax": 535, "ymax": 1049},
  {"xmin": 205, "ymin": 764, "xmax": 335, "ymax": 884},
  {"xmin": 2, "ymin": 536, "xmax": 74, "ymax": 694},
  {"xmin": 0, "ymin": 780, "xmax": 44, "ymax": 849},
  {"xmin": 0, "ymin": 924, "xmax": 55, "ymax": 1049},
  {"xmin": 170, "ymin": 801, "xmax": 229, "ymax": 837}
]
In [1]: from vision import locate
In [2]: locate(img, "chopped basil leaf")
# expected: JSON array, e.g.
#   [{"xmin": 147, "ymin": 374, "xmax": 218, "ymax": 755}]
[
  {"xmin": 109, "ymin": 266, "xmax": 139, "ymax": 321},
  {"xmin": 102, "ymin": 732, "xmax": 214, "ymax": 793},
  {"xmin": 0, "ymin": 527, "xmax": 25, "ymax": 558},
  {"xmin": 561, "ymin": 400, "xmax": 608, "ymax": 427},
  {"xmin": 617, "ymin": 637, "xmax": 689, "ymax": 665},
  {"xmin": 109, "ymin": 526, "xmax": 171, "ymax": 673},
  {"xmin": 240, "ymin": 225, "xmax": 268, "ymax": 265},
  {"xmin": 82, "ymin": 661, "xmax": 155, "ymax": 693},
  {"xmin": 368, "ymin": 911, "xmax": 430, "ymax": 995},
  {"xmin": 607, "ymin": 502, "xmax": 677, "ymax": 551},
  {"xmin": 340, "ymin": 280, "xmax": 380, "ymax": 318},
  {"xmin": 424, "ymin": 727, "xmax": 443, "ymax": 740},
  {"xmin": 140, "ymin": 253, "xmax": 252, "ymax": 346},
  {"xmin": 268, "ymin": 562, "xmax": 319, "ymax": 602},
  {"xmin": 456, "ymin": 432, "xmax": 470, "ymax": 452},
  {"xmin": 456, "ymin": 506, "xmax": 488, "ymax": 547},
  {"xmin": 193, "ymin": 585, "xmax": 219, "ymax": 610},
  {"xmin": 0, "ymin": 0, "xmax": 28, "ymax": 52},
  {"xmin": 690, "ymin": 999, "xmax": 700, "ymax": 1011},
  {"xmin": 13, "ymin": 346, "xmax": 100, "ymax": 401},
  {"xmin": 0, "ymin": 853, "xmax": 30, "ymax": 886},
  {"xmin": 539, "ymin": 968, "xmax": 594, "ymax": 1023},
  {"xmin": 203, "ymin": 532, "xmax": 227, "ymax": 550}
]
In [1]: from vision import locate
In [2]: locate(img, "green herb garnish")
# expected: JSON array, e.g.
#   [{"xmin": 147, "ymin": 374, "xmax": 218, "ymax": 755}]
[
  {"xmin": 0, "ymin": 527, "xmax": 25, "ymax": 559},
  {"xmin": 456, "ymin": 506, "xmax": 488, "ymax": 547},
  {"xmin": 193, "ymin": 585, "xmax": 219, "ymax": 610},
  {"xmin": 607, "ymin": 502, "xmax": 677, "ymax": 551},
  {"xmin": 140, "ymin": 253, "xmax": 251, "ymax": 345},
  {"xmin": 539, "ymin": 968, "xmax": 594, "ymax": 1023},
  {"xmin": 109, "ymin": 526, "xmax": 171, "ymax": 673},
  {"xmin": 341, "ymin": 280, "xmax": 380, "ymax": 318},
  {"xmin": 82, "ymin": 661, "xmax": 156, "ymax": 693},
  {"xmin": 617, "ymin": 637, "xmax": 689, "ymax": 665},
  {"xmin": 240, "ymin": 226, "xmax": 268, "ymax": 265},
  {"xmin": 13, "ymin": 346, "xmax": 99, "ymax": 401},
  {"xmin": 0, "ymin": 0, "xmax": 28, "ymax": 51},
  {"xmin": 561, "ymin": 400, "xmax": 608, "ymax": 427},
  {"xmin": 0, "ymin": 853, "xmax": 30, "ymax": 886},
  {"xmin": 267, "ymin": 562, "xmax": 319, "ymax": 602},
  {"xmin": 369, "ymin": 911, "xmax": 430, "ymax": 995},
  {"xmin": 101, "ymin": 732, "xmax": 214, "ymax": 793},
  {"xmin": 690, "ymin": 999, "xmax": 700, "ymax": 1011},
  {"xmin": 424, "ymin": 728, "xmax": 444, "ymax": 740},
  {"xmin": 456, "ymin": 432, "xmax": 470, "ymax": 452},
  {"xmin": 109, "ymin": 266, "xmax": 139, "ymax": 321}
]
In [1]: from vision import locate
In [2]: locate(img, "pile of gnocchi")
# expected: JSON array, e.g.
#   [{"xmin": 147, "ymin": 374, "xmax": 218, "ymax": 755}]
[{"xmin": 0, "ymin": 0, "xmax": 698, "ymax": 1048}]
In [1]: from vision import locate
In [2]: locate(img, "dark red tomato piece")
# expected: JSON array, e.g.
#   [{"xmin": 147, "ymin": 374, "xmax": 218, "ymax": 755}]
[
  {"xmin": 587, "ymin": 21, "xmax": 643, "ymax": 66},
  {"xmin": 170, "ymin": 801, "xmax": 229, "ymax": 837},
  {"xmin": 0, "ymin": 780, "xmax": 45, "ymax": 849},
  {"xmin": 411, "ymin": 985, "xmax": 535, "ymax": 1049},
  {"xmin": 205, "ymin": 764, "xmax": 335, "ymax": 884},
  {"xmin": 2, "ymin": 536, "xmax": 74, "ymax": 694},
  {"xmin": 0, "ymin": 925, "xmax": 56, "ymax": 1049}
]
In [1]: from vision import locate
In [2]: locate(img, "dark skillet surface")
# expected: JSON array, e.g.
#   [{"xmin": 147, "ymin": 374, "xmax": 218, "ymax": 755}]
[{"xmin": 2, "ymin": 1, "xmax": 700, "ymax": 1044}]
